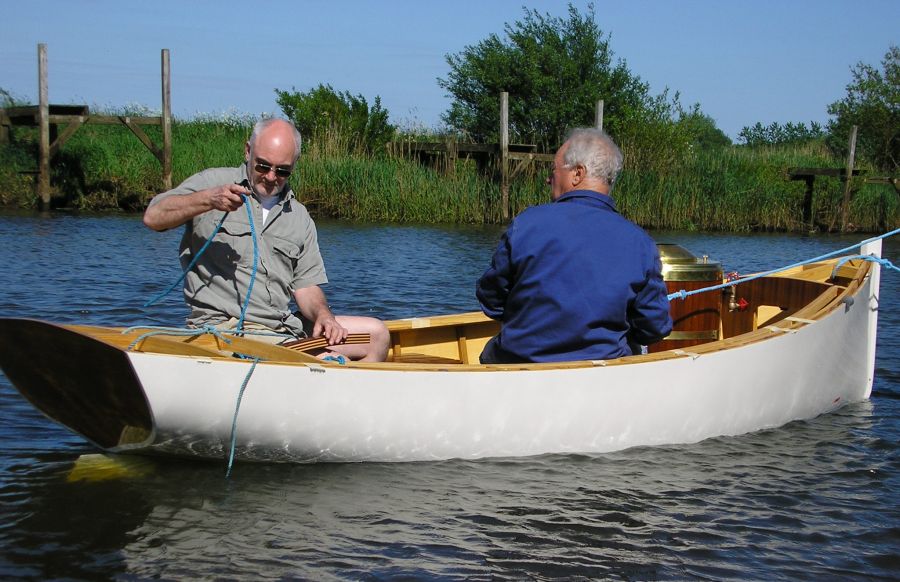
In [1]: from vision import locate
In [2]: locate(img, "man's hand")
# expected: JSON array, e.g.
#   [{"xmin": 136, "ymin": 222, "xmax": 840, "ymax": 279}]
[
  {"xmin": 208, "ymin": 183, "xmax": 250, "ymax": 212},
  {"xmin": 294, "ymin": 285, "xmax": 349, "ymax": 345},
  {"xmin": 313, "ymin": 313, "xmax": 349, "ymax": 345}
]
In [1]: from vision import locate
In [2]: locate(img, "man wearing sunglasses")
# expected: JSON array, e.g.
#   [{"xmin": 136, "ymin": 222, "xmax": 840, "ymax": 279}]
[{"xmin": 143, "ymin": 118, "xmax": 389, "ymax": 361}]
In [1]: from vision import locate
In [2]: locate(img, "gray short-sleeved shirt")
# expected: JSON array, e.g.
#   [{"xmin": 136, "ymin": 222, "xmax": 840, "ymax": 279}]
[{"xmin": 148, "ymin": 164, "xmax": 327, "ymax": 334}]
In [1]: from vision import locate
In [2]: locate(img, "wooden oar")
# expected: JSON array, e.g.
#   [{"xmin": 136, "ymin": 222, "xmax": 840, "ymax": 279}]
[{"xmin": 280, "ymin": 333, "xmax": 371, "ymax": 353}]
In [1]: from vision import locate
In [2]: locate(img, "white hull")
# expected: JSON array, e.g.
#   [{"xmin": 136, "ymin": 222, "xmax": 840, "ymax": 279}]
[{"xmin": 129, "ymin": 272, "xmax": 877, "ymax": 463}]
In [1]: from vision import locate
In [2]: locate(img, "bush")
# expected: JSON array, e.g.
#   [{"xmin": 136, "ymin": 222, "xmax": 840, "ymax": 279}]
[{"xmin": 275, "ymin": 84, "xmax": 395, "ymax": 156}]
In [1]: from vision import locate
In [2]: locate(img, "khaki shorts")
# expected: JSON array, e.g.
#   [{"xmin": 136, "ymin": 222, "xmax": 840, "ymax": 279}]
[{"xmin": 209, "ymin": 317, "xmax": 303, "ymax": 346}]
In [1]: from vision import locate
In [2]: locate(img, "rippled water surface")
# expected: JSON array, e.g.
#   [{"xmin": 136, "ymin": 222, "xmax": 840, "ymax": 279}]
[{"xmin": 1, "ymin": 212, "xmax": 898, "ymax": 580}]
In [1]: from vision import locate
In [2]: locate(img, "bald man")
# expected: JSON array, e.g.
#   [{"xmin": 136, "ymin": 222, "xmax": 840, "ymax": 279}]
[{"xmin": 144, "ymin": 118, "xmax": 389, "ymax": 361}]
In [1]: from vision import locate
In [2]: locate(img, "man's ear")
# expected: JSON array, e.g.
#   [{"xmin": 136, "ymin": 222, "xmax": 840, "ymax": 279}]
[
  {"xmin": 244, "ymin": 141, "xmax": 251, "ymax": 162},
  {"xmin": 571, "ymin": 164, "xmax": 586, "ymax": 187}
]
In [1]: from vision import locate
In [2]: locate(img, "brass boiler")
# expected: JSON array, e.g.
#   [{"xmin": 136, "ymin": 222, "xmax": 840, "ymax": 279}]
[{"xmin": 648, "ymin": 244, "xmax": 724, "ymax": 353}]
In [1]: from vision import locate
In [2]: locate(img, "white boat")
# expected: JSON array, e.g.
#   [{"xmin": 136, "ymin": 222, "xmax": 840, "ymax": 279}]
[{"xmin": 0, "ymin": 239, "xmax": 883, "ymax": 464}]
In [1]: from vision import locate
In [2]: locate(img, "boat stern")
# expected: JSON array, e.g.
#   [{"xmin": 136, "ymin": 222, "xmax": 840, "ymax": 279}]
[{"xmin": 0, "ymin": 318, "xmax": 155, "ymax": 451}]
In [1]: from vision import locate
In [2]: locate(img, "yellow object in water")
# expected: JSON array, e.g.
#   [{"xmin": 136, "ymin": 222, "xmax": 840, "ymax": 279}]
[{"xmin": 67, "ymin": 453, "xmax": 154, "ymax": 482}]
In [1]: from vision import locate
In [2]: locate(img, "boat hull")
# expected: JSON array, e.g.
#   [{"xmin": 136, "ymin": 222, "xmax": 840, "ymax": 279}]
[{"xmin": 125, "ymin": 272, "xmax": 877, "ymax": 463}]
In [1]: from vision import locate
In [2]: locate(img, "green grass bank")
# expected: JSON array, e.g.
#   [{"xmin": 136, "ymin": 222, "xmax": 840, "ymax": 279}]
[{"xmin": 1, "ymin": 117, "xmax": 896, "ymax": 233}]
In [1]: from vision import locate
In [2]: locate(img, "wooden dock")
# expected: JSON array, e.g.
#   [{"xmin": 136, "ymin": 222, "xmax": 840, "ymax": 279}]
[
  {"xmin": 789, "ymin": 125, "xmax": 899, "ymax": 232},
  {"xmin": 0, "ymin": 44, "xmax": 172, "ymax": 209}
]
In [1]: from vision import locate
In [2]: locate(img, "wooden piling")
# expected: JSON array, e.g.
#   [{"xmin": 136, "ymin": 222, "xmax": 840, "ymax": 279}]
[
  {"xmin": 387, "ymin": 92, "xmax": 553, "ymax": 221},
  {"xmin": 840, "ymin": 125, "xmax": 858, "ymax": 232},
  {"xmin": 500, "ymin": 91, "xmax": 509, "ymax": 222},
  {"xmin": 595, "ymin": 99, "xmax": 604, "ymax": 132},
  {"xmin": 800, "ymin": 175, "xmax": 815, "ymax": 232},
  {"xmin": 38, "ymin": 44, "xmax": 50, "ymax": 210},
  {"xmin": 161, "ymin": 49, "xmax": 172, "ymax": 191}
]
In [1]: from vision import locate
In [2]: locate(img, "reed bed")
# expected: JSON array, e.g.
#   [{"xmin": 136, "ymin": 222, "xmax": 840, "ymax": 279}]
[{"xmin": 0, "ymin": 116, "xmax": 896, "ymax": 232}]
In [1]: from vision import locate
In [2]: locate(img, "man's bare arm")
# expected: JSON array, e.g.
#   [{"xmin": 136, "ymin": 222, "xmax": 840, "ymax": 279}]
[
  {"xmin": 143, "ymin": 183, "xmax": 250, "ymax": 231},
  {"xmin": 293, "ymin": 285, "xmax": 348, "ymax": 345}
]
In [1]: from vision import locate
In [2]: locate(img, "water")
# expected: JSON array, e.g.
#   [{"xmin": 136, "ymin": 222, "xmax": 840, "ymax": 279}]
[{"xmin": 1, "ymin": 212, "xmax": 898, "ymax": 580}]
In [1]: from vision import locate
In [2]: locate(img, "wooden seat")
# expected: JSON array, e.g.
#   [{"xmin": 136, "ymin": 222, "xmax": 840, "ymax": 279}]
[
  {"xmin": 282, "ymin": 334, "xmax": 462, "ymax": 364},
  {"xmin": 391, "ymin": 353, "xmax": 462, "ymax": 364}
]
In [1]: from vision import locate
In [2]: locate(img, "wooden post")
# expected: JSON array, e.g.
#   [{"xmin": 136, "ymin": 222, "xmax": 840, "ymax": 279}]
[
  {"xmin": 37, "ymin": 43, "xmax": 50, "ymax": 209},
  {"xmin": 0, "ymin": 111, "xmax": 8, "ymax": 145},
  {"xmin": 595, "ymin": 99, "xmax": 604, "ymax": 132},
  {"xmin": 161, "ymin": 49, "xmax": 172, "ymax": 191},
  {"xmin": 446, "ymin": 138, "xmax": 457, "ymax": 175},
  {"xmin": 840, "ymin": 125, "xmax": 858, "ymax": 232},
  {"xmin": 500, "ymin": 91, "xmax": 509, "ymax": 222},
  {"xmin": 801, "ymin": 176, "xmax": 815, "ymax": 232}
]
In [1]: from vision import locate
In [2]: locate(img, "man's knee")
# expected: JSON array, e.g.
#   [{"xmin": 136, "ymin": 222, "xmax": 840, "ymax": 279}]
[
  {"xmin": 335, "ymin": 315, "xmax": 390, "ymax": 362},
  {"xmin": 363, "ymin": 318, "xmax": 390, "ymax": 360}
]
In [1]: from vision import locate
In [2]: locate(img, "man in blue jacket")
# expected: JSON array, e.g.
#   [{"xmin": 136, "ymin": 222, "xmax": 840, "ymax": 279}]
[{"xmin": 476, "ymin": 127, "xmax": 672, "ymax": 363}]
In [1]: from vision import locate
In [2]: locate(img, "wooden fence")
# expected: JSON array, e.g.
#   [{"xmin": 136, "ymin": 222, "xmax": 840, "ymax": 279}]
[
  {"xmin": 0, "ymin": 44, "xmax": 172, "ymax": 209},
  {"xmin": 390, "ymin": 92, "xmax": 605, "ymax": 221}
]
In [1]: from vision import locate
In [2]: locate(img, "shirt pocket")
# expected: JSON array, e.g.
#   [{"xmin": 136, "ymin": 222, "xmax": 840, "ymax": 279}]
[
  {"xmin": 270, "ymin": 237, "xmax": 302, "ymax": 282},
  {"xmin": 214, "ymin": 220, "xmax": 255, "ymax": 267}
]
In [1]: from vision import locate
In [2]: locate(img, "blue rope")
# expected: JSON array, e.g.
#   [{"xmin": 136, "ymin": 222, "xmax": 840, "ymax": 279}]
[
  {"xmin": 144, "ymin": 211, "xmax": 229, "ymax": 308},
  {"xmin": 225, "ymin": 356, "xmax": 260, "ymax": 478},
  {"xmin": 123, "ymin": 324, "xmax": 291, "ymax": 347},
  {"xmin": 123, "ymin": 323, "xmax": 264, "ymax": 477},
  {"xmin": 135, "ymin": 195, "xmax": 261, "ymax": 480},
  {"xmin": 830, "ymin": 254, "xmax": 899, "ymax": 279},
  {"xmin": 234, "ymin": 197, "xmax": 259, "ymax": 335},
  {"xmin": 667, "ymin": 227, "xmax": 900, "ymax": 301},
  {"xmin": 123, "ymin": 324, "xmax": 232, "ymax": 351},
  {"xmin": 143, "ymin": 193, "xmax": 260, "ymax": 338}
]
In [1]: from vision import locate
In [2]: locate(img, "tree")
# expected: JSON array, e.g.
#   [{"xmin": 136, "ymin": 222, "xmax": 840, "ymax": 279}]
[
  {"xmin": 275, "ymin": 84, "xmax": 395, "ymax": 155},
  {"xmin": 437, "ymin": 3, "xmax": 660, "ymax": 151},
  {"xmin": 677, "ymin": 105, "xmax": 732, "ymax": 149},
  {"xmin": 738, "ymin": 121, "xmax": 825, "ymax": 147},
  {"xmin": 826, "ymin": 45, "xmax": 899, "ymax": 172}
]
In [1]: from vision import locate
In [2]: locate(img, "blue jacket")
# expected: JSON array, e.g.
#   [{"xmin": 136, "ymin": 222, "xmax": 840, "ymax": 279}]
[{"xmin": 476, "ymin": 190, "xmax": 672, "ymax": 363}]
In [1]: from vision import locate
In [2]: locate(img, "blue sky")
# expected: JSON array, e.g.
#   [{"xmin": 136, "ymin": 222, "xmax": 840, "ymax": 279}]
[{"xmin": 2, "ymin": 0, "xmax": 897, "ymax": 140}]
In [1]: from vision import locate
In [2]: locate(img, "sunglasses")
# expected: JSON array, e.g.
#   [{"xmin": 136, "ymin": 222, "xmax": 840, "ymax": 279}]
[{"xmin": 254, "ymin": 161, "xmax": 293, "ymax": 178}]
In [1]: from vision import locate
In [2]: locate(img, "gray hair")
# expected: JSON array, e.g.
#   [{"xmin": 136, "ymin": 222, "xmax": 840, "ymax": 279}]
[
  {"xmin": 249, "ymin": 118, "xmax": 302, "ymax": 161},
  {"xmin": 562, "ymin": 127, "xmax": 623, "ymax": 186}
]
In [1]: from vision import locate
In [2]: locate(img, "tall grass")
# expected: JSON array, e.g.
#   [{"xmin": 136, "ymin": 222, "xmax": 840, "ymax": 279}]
[
  {"xmin": 611, "ymin": 142, "xmax": 898, "ymax": 232},
  {"xmin": 0, "ymin": 113, "xmax": 896, "ymax": 232}
]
